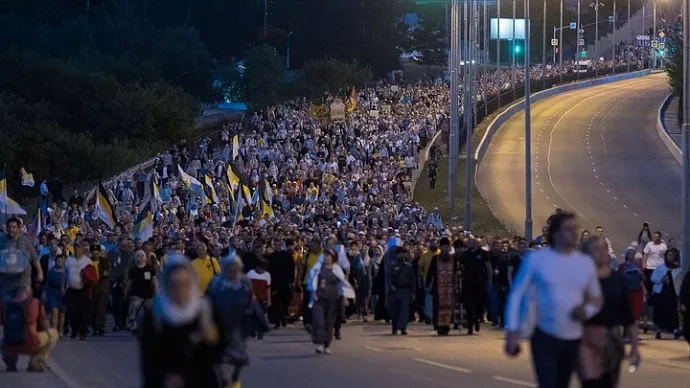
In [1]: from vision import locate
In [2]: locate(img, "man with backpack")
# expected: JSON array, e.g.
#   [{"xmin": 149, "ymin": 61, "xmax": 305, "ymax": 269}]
[
  {"xmin": 0, "ymin": 286, "xmax": 58, "ymax": 372},
  {"xmin": 0, "ymin": 217, "xmax": 42, "ymax": 299}
]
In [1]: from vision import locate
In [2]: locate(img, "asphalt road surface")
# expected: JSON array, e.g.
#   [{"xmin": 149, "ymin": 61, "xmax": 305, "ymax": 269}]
[
  {"xmin": 6, "ymin": 320, "xmax": 690, "ymax": 388},
  {"xmin": 477, "ymin": 73, "xmax": 679, "ymax": 250}
]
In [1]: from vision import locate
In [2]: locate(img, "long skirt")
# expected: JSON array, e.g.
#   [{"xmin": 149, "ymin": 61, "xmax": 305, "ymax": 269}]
[
  {"xmin": 312, "ymin": 297, "xmax": 338, "ymax": 346},
  {"xmin": 653, "ymin": 291, "xmax": 679, "ymax": 333}
]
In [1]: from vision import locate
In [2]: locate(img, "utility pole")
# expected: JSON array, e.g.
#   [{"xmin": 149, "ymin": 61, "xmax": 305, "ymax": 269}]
[
  {"xmin": 449, "ymin": 0, "xmax": 460, "ymax": 210},
  {"xmin": 464, "ymin": 0, "xmax": 474, "ymax": 231},
  {"xmin": 613, "ymin": 0, "xmax": 617, "ymax": 74},
  {"xmin": 286, "ymin": 31, "xmax": 293, "ymax": 69},
  {"xmin": 681, "ymin": 0, "xmax": 690, "ymax": 272},
  {"xmin": 510, "ymin": 0, "xmax": 512, "ymax": 101},
  {"xmin": 263, "ymin": 0, "xmax": 268, "ymax": 38},
  {"xmin": 627, "ymin": 0, "xmax": 631, "ymax": 73},
  {"xmin": 483, "ymin": 0, "xmax": 489, "ymax": 117},
  {"xmin": 524, "ymin": 0, "xmax": 533, "ymax": 241},
  {"xmin": 558, "ymin": 0, "xmax": 560, "ymax": 85},
  {"xmin": 542, "ymin": 0, "xmax": 547, "ymax": 90},
  {"xmin": 577, "ymin": 0, "xmax": 582, "ymax": 81},
  {"xmin": 592, "ymin": 2, "xmax": 602, "ymax": 77},
  {"xmin": 497, "ymin": 0, "xmax": 502, "ymax": 108},
  {"xmin": 653, "ymin": 0, "xmax": 657, "ymax": 69}
]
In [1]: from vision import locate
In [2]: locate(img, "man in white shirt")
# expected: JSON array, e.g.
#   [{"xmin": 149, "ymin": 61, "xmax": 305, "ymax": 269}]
[
  {"xmin": 642, "ymin": 231, "xmax": 667, "ymax": 331},
  {"xmin": 505, "ymin": 211, "xmax": 603, "ymax": 388},
  {"xmin": 65, "ymin": 241, "xmax": 93, "ymax": 340}
]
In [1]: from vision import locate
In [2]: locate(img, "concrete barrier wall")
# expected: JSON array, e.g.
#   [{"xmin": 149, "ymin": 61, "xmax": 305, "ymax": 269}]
[
  {"xmin": 656, "ymin": 94, "xmax": 682, "ymax": 165},
  {"xmin": 473, "ymin": 69, "xmax": 652, "ymax": 164}
]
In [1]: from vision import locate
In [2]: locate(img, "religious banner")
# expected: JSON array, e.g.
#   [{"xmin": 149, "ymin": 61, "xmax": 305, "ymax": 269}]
[{"xmin": 330, "ymin": 98, "xmax": 346, "ymax": 121}]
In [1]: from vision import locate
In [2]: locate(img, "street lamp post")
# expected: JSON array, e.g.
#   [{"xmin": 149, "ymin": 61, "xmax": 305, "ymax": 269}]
[
  {"xmin": 465, "ymin": 0, "xmax": 476, "ymax": 232},
  {"xmin": 483, "ymin": 0, "xmax": 488, "ymax": 117},
  {"xmin": 591, "ymin": 2, "xmax": 604, "ymax": 77},
  {"xmin": 612, "ymin": 0, "xmax": 616, "ymax": 74},
  {"xmin": 682, "ymin": 0, "xmax": 690, "ymax": 272},
  {"xmin": 542, "ymin": 0, "xmax": 547, "ymax": 90},
  {"xmin": 286, "ymin": 31, "xmax": 293, "ymax": 69},
  {"xmin": 558, "ymin": 0, "xmax": 560, "ymax": 85},
  {"xmin": 449, "ymin": 0, "xmax": 460, "ymax": 210},
  {"xmin": 575, "ymin": 0, "xmax": 584, "ymax": 81},
  {"xmin": 524, "ymin": 0, "xmax": 533, "ymax": 241},
  {"xmin": 627, "ymin": 0, "xmax": 631, "ymax": 73},
  {"xmin": 510, "ymin": 0, "xmax": 517, "ymax": 101},
  {"xmin": 653, "ymin": 0, "xmax": 657, "ymax": 69},
  {"xmin": 497, "ymin": 0, "xmax": 502, "ymax": 108}
]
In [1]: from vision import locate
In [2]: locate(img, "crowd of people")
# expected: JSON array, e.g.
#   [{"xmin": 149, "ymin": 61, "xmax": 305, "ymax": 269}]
[{"xmin": 0, "ymin": 58, "xmax": 683, "ymax": 388}]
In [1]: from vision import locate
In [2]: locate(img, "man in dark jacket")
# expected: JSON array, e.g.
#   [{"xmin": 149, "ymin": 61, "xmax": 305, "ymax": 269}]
[
  {"xmin": 267, "ymin": 238, "xmax": 295, "ymax": 328},
  {"xmin": 459, "ymin": 238, "xmax": 492, "ymax": 335},
  {"xmin": 107, "ymin": 238, "xmax": 135, "ymax": 331}
]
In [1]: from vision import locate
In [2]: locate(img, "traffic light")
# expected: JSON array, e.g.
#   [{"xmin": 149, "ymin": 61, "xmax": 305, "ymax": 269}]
[
  {"xmin": 580, "ymin": 50, "xmax": 587, "ymax": 58},
  {"xmin": 514, "ymin": 44, "xmax": 522, "ymax": 54}
]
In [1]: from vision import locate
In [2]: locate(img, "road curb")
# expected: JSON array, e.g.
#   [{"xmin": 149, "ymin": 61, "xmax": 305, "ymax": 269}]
[{"xmin": 656, "ymin": 93, "xmax": 682, "ymax": 165}]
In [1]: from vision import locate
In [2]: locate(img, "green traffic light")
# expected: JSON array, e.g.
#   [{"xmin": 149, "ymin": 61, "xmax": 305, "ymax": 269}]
[{"xmin": 514, "ymin": 45, "xmax": 522, "ymax": 54}]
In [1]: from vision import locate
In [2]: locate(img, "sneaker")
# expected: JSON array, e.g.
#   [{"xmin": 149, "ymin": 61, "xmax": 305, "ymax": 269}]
[
  {"xmin": 6, "ymin": 364, "xmax": 17, "ymax": 372},
  {"xmin": 362, "ymin": 317, "xmax": 368, "ymax": 323},
  {"xmin": 315, "ymin": 345, "xmax": 324, "ymax": 354},
  {"xmin": 655, "ymin": 332, "xmax": 662, "ymax": 340},
  {"xmin": 334, "ymin": 330, "xmax": 341, "ymax": 340},
  {"xmin": 324, "ymin": 347, "xmax": 333, "ymax": 355},
  {"xmin": 401, "ymin": 330, "xmax": 408, "ymax": 336}
]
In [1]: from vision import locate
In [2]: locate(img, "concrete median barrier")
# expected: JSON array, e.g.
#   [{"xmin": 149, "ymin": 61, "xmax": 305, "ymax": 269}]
[{"xmin": 656, "ymin": 93, "xmax": 682, "ymax": 165}]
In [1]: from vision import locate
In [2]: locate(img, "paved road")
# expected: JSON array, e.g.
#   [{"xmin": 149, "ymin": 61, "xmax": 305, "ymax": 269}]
[
  {"xmin": 477, "ymin": 73, "xmax": 680, "ymax": 250},
  {"xmin": 6, "ymin": 320, "xmax": 690, "ymax": 387}
]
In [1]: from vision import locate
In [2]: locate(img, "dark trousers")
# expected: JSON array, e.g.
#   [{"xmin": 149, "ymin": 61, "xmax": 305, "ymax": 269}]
[
  {"xmin": 334, "ymin": 296, "xmax": 344, "ymax": 334},
  {"xmin": 90, "ymin": 284, "xmax": 109, "ymax": 331},
  {"xmin": 270, "ymin": 287, "xmax": 291, "ymax": 325},
  {"xmin": 464, "ymin": 287, "xmax": 485, "ymax": 333},
  {"xmin": 531, "ymin": 327, "xmax": 581, "ymax": 388},
  {"xmin": 110, "ymin": 282, "xmax": 126, "ymax": 329},
  {"xmin": 496, "ymin": 287, "xmax": 509, "ymax": 327},
  {"xmin": 390, "ymin": 288, "xmax": 412, "ymax": 331},
  {"xmin": 67, "ymin": 288, "xmax": 90, "ymax": 337}
]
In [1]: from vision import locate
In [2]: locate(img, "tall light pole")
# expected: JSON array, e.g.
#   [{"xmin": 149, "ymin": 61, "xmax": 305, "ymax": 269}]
[
  {"xmin": 542, "ymin": 0, "xmax": 547, "ymax": 90},
  {"xmin": 483, "ymin": 0, "xmax": 488, "ymax": 117},
  {"xmin": 449, "ymin": 0, "xmax": 458, "ymax": 208},
  {"xmin": 524, "ymin": 0, "xmax": 533, "ymax": 241},
  {"xmin": 653, "ymin": 0, "xmax": 657, "ymax": 68},
  {"xmin": 497, "ymin": 0, "xmax": 502, "ymax": 108},
  {"xmin": 510, "ymin": 0, "xmax": 517, "ymax": 101},
  {"xmin": 627, "ymin": 0, "xmax": 631, "ymax": 73},
  {"xmin": 681, "ymin": 0, "xmax": 690, "ymax": 272},
  {"xmin": 591, "ymin": 2, "xmax": 604, "ymax": 77},
  {"xmin": 575, "ymin": 0, "xmax": 585, "ymax": 81},
  {"xmin": 558, "ymin": 0, "xmax": 560, "ymax": 85},
  {"xmin": 286, "ymin": 31, "xmax": 293, "ymax": 69},
  {"xmin": 612, "ymin": 0, "xmax": 616, "ymax": 74},
  {"xmin": 465, "ymin": 0, "xmax": 477, "ymax": 232}
]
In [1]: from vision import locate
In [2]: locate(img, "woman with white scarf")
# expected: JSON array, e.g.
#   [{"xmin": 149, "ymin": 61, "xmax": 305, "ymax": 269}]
[
  {"xmin": 139, "ymin": 254, "xmax": 222, "ymax": 388},
  {"xmin": 308, "ymin": 249, "xmax": 355, "ymax": 355}
]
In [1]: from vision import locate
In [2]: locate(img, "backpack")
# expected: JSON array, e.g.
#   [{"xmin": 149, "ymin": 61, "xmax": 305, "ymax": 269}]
[
  {"xmin": 0, "ymin": 244, "xmax": 31, "ymax": 275},
  {"xmin": 2, "ymin": 299, "xmax": 27, "ymax": 346},
  {"xmin": 623, "ymin": 267, "xmax": 643, "ymax": 292}
]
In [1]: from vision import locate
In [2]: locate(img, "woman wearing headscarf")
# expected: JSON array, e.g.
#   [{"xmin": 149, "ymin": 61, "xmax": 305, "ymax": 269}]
[
  {"xmin": 618, "ymin": 245, "xmax": 645, "ymax": 333},
  {"xmin": 206, "ymin": 254, "xmax": 260, "ymax": 388},
  {"xmin": 650, "ymin": 249, "xmax": 684, "ymax": 339},
  {"xmin": 139, "ymin": 255, "xmax": 222, "ymax": 388},
  {"xmin": 308, "ymin": 249, "xmax": 355, "ymax": 355},
  {"xmin": 578, "ymin": 236, "xmax": 640, "ymax": 388},
  {"xmin": 373, "ymin": 237, "xmax": 402, "ymax": 322}
]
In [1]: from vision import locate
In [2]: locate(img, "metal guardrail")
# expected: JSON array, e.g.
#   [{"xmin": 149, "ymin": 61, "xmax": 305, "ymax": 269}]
[{"xmin": 656, "ymin": 93, "xmax": 681, "ymax": 165}]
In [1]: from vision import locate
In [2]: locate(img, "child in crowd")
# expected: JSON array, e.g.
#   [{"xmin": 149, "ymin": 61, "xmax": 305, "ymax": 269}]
[{"xmin": 45, "ymin": 253, "xmax": 66, "ymax": 337}]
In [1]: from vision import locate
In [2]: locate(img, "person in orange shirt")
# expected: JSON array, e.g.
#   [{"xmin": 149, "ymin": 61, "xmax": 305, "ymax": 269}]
[{"xmin": 0, "ymin": 287, "xmax": 59, "ymax": 372}]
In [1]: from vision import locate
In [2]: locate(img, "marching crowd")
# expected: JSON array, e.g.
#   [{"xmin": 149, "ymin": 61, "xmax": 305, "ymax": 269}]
[{"xmin": 0, "ymin": 59, "xmax": 682, "ymax": 388}]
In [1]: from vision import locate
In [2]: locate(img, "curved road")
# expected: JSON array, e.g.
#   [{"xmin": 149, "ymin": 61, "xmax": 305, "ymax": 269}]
[{"xmin": 477, "ymin": 73, "xmax": 680, "ymax": 251}]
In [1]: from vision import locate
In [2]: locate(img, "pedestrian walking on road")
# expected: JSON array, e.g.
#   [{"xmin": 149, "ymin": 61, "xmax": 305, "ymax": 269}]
[
  {"xmin": 426, "ymin": 237, "xmax": 458, "ymax": 336},
  {"xmin": 309, "ymin": 249, "xmax": 355, "ymax": 355},
  {"xmin": 139, "ymin": 255, "xmax": 221, "ymax": 388},
  {"xmin": 45, "ymin": 253, "xmax": 66, "ymax": 337},
  {"xmin": 678, "ymin": 270, "xmax": 690, "ymax": 358},
  {"xmin": 389, "ymin": 248, "xmax": 415, "ymax": 335},
  {"xmin": 65, "ymin": 241, "xmax": 94, "ymax": 341},
  {"xmin": 650, "ymin": 250, "xmax": 683, "ymax": 340},
  {"xmin": 578, "ymin": 236, "xmax": 640, "ymax": 388},
  {"xmin": 505, "ymin": 211, "xmax": 603, "ymax": 388},
  {"xmin": 89, "ymin": 244, "xmax": 109, "ymax": 336}
]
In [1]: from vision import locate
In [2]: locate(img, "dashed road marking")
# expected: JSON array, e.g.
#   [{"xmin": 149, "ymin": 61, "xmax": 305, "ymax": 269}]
[
  {"xmin": 412, "ymin": 358, "xmax": 473, "ymax": 374},
  {"xmin": 633, "ymin": 212, "xmax": 639, "ymax": 216},
  {"xmin": 365, "ymin": 346, "xmax": 383, "ymax": 352},
  {"xmin": 492, "ymin": 376, "xmax": 538, "ymax": 387}
]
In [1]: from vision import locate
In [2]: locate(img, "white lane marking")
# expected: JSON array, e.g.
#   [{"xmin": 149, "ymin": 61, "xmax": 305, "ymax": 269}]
[
  {"xmin": 623, "ymin": 204, "xmax": 628, "ymax": 209},
  {"xmin": 46, "ymin": 359, "xmax": 83, "ymax": 388},
  {"xmin": 493, "ymin": 376, "xmax": 538, "ymax": 387},
  {"xmin": 540, "ymin": 189, "xmax": 544, "ymax": 192},
  {"xmin": 412, "ymin": 358, "xmax": 473, "ymax": 374},
  {"xmin": 553, "ymin": 204, "xmax": 559, "ymax": 208},
  {"xmin": 365, "ymin": 346, "xmax": 384, "ymax": 352},
  {"xmin": 545, "ymin": 196, "xmax": 550, "ymax": 200},
  {"xmin": 613, "ymin": 197, "xmax": 618, "ymax": 201},
  {"xmin": 633, "ymin": 212, "xmax": 639, "ymax": 216}
]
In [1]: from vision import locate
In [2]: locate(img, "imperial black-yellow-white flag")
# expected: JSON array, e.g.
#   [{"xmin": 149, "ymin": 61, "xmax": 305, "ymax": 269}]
[{"xmin": 96, "ymin": 183, "xmax": 117, "ymax": 230}]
